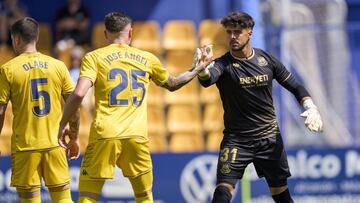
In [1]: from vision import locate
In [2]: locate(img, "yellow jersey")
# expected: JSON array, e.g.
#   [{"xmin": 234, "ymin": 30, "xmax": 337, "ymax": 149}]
[
  {"xmin": 80, "ymin": 44, "xmax": 168, "ymax": 143},
  {"xmin": 0, "ymin": 52, "xmax": 74, "ymax": 152}
]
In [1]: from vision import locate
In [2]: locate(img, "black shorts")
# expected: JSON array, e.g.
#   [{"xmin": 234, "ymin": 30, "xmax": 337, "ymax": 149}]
[{"xmin": 216, "ymin": 134, "xmax": 291, "ymax": 187}]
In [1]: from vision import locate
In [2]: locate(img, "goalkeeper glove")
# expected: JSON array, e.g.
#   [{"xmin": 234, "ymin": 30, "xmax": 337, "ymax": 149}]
[
  {"xmin": 192, "ymin": 48, "xmax": 202, "ymax": 67},
  {"xmin": 300, "ymin": 98, "xmax": 323, "ymax": 132},
  {"xmin": 197, "ymin": 44, "xmax": 214, "ymax": 79}
]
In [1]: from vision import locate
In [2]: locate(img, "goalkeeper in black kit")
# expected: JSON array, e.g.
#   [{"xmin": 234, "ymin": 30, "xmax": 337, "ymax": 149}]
[{"xmin": 196, "ymin": 12, "xmax": 323, "ymax": 203}]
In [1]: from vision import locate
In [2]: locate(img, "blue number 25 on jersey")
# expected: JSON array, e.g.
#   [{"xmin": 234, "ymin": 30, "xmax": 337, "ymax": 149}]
[{"xmin": 108, "ymin": 68, "xmax": 146, "ymax": 107}]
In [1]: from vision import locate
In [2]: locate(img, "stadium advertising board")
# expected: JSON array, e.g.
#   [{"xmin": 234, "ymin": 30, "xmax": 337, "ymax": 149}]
[{"xmin": 0, "ymin": 147, "xmax": 360, "ymax": 203}]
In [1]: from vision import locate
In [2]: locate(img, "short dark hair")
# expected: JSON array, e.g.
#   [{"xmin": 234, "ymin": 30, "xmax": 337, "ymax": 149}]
[
  {"xmin": 104, "ymin": 12, "xmax": 132, "ymax": 33},
  {"xmin": 10, "ymin": 17, "xmax": 39, "ymax": 43},
  {"xmin": 221, "ymin": 12, "xmax": 255, "ymax": 29}
]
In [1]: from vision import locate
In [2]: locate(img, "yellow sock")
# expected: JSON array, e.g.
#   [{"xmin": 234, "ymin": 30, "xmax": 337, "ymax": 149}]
[
  {"xmin": 129, "ymin": 171, "xmax": 153, "ymax": 203},
  {"xmin": 19, "ymin": 196, "xmax": 41, "ymax": 203},
  {"xmin": 135, "ymin": 192, "xmax": 153, "ymax": 203},
  {"xmin": 78, "ymin": 179, "xmax": 104, "ymax": 203},
  {"xmin": 49, "ymin": 188, "xmax": 73, "ymax": 203},
  {"xmin": 78, "ymin": 197, "xmax": 97, "ymax": 203}
]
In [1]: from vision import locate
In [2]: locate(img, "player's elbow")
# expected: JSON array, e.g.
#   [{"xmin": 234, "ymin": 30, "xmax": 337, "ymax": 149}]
[
  {"xmin": 162, "ymin": 77, "xmax": 181, "ymax": 92},
  {"xmin": 73, "ymin": 89, "xmax": 87, "ymax": 99}
]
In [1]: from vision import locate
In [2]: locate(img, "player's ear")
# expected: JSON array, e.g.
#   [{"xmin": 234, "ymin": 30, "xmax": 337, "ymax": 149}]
[
  {"xmin": 129, "ymin": 28, "xmax": 132, "ymax": 38},
  {"xmin": 104, "ymin": 30, "xmax": 108, "ymax": 40},
  {"xmin": 12, "ymin": 34, "xmax": 21, "ymax": 46},
  {"xmin": 247, "ymin": 29, "xmax": 253, "ymax": 38},
  {"xmin": 127, "ymin": 27, "xmax": 133, "ymax": 44}
]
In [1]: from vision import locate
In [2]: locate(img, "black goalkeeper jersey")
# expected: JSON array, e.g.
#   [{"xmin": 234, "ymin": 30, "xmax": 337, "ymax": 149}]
[{"xmin": 199, "ymin": 48, "xmax": 306, "ymax": 140}]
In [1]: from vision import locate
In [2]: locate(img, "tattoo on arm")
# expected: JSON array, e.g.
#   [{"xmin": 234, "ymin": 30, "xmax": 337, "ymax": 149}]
[
  {"xmin": 63, "ymin": 93, "xmax": 80, "ymax": 138},
  {"xmin": 69, "ymin": 110, "xmax": 80, "ymax": 136},
  {"xmin": 162, "ymin": 70, "xmax": 197, "ymax": 91}
]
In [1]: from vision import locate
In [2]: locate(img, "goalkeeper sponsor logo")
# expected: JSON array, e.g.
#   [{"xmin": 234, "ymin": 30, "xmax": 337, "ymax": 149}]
[{"xmin": 239, "ymin": 74, "xmax": 269, "ymax": 87}]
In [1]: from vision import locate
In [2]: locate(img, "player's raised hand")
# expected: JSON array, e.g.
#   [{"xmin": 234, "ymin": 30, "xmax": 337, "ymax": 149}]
[
  {"xmin": 193, "ymin": 44, "xmax": 214, "ymax": 73},
  {"xmin": 196, "ymin": 44, "xmax": 214, "ymax": 78},
  {"xmin": 192, "ymin": 47, "xmax": 202, "ymax": 67},
  {"xmin": 300, "ymin": 99, "xmax": 323, "ymax": 132}
]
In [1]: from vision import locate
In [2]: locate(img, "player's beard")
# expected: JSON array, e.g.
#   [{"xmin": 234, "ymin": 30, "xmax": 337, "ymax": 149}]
[{"xmin": 230, "ymin": 37, "xmax": 250, "ymax": 52}]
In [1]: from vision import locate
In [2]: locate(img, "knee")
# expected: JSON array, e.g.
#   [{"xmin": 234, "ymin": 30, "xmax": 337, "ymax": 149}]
[
  {"xmin": 48, "ymin": 183, "xmax": 70, "ymax": 192},
  {"xmin": 211, "ymin": 184, "xmax": 233, "ymax": 203},
  {"xmin": 134, "ymin": 190, "xmax": 153, "ymax": 203},
  {"xmin": 16, "ymin": 187, "xmax": 41, "ymax": 199}
]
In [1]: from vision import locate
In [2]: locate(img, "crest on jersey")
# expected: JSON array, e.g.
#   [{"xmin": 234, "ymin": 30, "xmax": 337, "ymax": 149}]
[
  {"xmin": 232, "ymin": 63, "xmax": 240, "ymax": 68},
  {"xmin": 257, "ymin": 56, "xmax": 268, "ymax": 67},
  {"xmin": 220, "ymin": 163, "xmax": 231, "ymax": 174}
]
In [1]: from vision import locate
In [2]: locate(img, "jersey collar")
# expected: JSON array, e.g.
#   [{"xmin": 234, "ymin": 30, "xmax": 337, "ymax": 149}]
[{"xmin": 230, "ymin": 48, "xmax": 255, "ymax": 61}]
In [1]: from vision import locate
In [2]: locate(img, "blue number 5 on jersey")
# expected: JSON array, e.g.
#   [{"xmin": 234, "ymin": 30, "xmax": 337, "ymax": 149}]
[{"xmin": 31, "ymin": 78, "xmax": 51, "ymax": 116}]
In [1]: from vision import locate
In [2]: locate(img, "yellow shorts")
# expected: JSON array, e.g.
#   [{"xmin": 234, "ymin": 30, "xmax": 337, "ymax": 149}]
[
  {"xmin": 11, "ymin": 147, "xmax": 70, "ymax": 189},
  {"xmin": 80, "ymin": 137, "xmax": 152, "ymax": 180}
]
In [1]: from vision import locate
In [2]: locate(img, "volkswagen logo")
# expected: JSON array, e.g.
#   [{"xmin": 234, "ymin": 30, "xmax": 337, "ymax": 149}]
[{"xmin": 180, "ymin": 155, "xmax": 218, "ymax": 203}]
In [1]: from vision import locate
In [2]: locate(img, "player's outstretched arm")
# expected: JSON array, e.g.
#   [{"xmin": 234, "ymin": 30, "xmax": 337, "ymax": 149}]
[
  {"xmin": 161, "ymin": 46, "xmax": 213, "ymax": 91},
  {"xmin": 300, "ymin": 97, "xmax": 323, "ymax": 132},
  {"xmin": 60, "ymin": 93, "xmax": 81, "ymax": 160},
  {"xmin": 58, "ymin": 78, "xmax": 92, "ymax": 159}
]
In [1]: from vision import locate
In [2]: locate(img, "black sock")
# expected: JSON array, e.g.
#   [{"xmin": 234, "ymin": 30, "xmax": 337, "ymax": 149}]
[
  {"xmin": 272, "ymin": 188, "xmax": 294, "ymax": 203},
  {"xmin": 211, "ymin": 185, "xmax": 232, "ymax": 203}
]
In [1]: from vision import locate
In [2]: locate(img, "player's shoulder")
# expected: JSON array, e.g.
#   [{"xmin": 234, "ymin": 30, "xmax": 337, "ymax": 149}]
[
  {"xmin": 1, "ymin": 54, "xmax": 25, "ymax": 72},
  {"xmin": 40, "ymin": 52, "xmax": 62, "ymax": 63},
  {"xmin": 130, "ymin": 46, "xmax": 160, "ymax": 64},
  {"xmin": 214, "ymin": 51, "xmax": 232, "ymax": 67},
  {"xmin": 0, "ymin": 57, "xmax": 15, "ymax": 70},
  {"xmin": 253, "ymin": 48, "xmax": 274, "ymax": 59},
  {"xmin": 131, "ymin": 46, "xmax": 157, "ymax": 58},
  {"xmin": 253, "ymin": 48, "xmax": 267, "ymax": 54},
  {"xmin": 84, "ymin": 47, "xmax": 101, "ymax": 57},
  {"xmin": 83, "ymin": 46, "xmax": 112, "ymax": 62},
  {"xmin": 39, "ymin": 52, "xmax": 68, "ymax": 69},
  {"xmin": 253, "ymin": 48, "xmax": 283, "ymax": 68}
]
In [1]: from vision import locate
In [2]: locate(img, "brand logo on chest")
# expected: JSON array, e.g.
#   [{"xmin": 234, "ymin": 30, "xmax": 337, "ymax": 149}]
[{"xmin": 257, "ymin": 56, "xmax": 268, "ymax": 67}]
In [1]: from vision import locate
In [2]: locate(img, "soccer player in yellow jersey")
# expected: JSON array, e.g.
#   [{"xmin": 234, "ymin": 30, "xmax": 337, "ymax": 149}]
[
  {"xmin": 57, "ymin": 12, "xmax": 212, "ymax": 203},
  {"xmin": 0, "ymin": 17, "xmax": 80, "ymax": 203}
]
